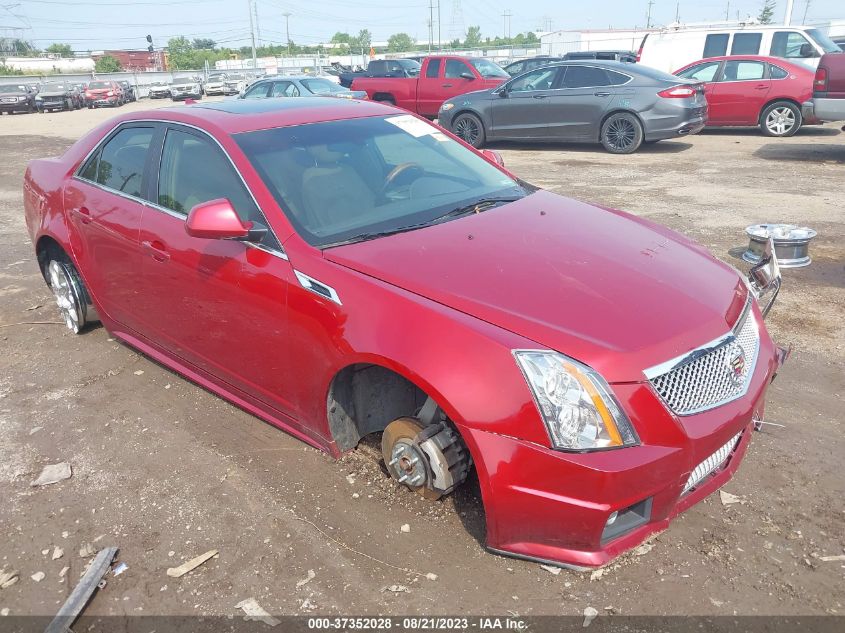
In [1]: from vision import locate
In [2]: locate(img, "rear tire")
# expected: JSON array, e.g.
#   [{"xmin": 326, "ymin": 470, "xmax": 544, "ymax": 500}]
[
  {"xmin": 760, "ymin": 101, "xmax": 801, "ymax": 137},
  {"xmin": 46, "ymin": 255, "xmax": 94, "ymax": 334},
  {"xmin": 600, "ymin": 112, "xmax": 643, "ymax": 154},
  {"xmin": 452, "ymin": 112, "xmax": 486, "ymax": 148}
]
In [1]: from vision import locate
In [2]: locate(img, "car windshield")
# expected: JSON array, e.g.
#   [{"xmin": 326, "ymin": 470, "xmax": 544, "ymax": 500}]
[
  {"xmin": 88, "ymin": 81, "xmax": 110, "ymax": 89},
  {"xmin": 227, "ymin": 74, "xmax": 244, "ymax": 80},
  {"xmin": 301, "ymin": 78, "xmax": 346, "ymax": 94},
  {"xmin": 806, "ymin": 29, "xmax": 842, "ymax": 53},
  {"xmin": 208, "ymin": 74, "xmax": 226, "ymax": 81},
  {"xmin": 0, "ymin": 85, "xmax": 26, "ymax": 93},
  {"xmin": 47, "ymin": 84, "xmax": 66, "ymax": 90},
  {"xmin": 469, "ymin": 58, "xmax": 509, "ymax": 78},
  {"xmin": 236, "ymin": 115, "xmax": 528, "ymax": 247}
]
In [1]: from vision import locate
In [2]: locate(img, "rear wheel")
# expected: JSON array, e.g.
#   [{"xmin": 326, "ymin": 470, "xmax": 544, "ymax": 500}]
[
  {"xmin": 452, "ymin": 112, "xmax": 485, "ymax": 148},
  {"xmin": 760, "ymin": 101, "xmax": 801, "ymax": 137},
  {"xmin": 46, "ymin": 256, "xmax": 92, "ymax": 334},
  {"xmin": 600, "ymin": 112, "xmax": 643, "ymax": 154}
]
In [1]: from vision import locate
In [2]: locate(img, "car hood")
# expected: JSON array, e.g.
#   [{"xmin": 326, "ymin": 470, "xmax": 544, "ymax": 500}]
[
  {"xmin": 0, "ymin": 91, "xmax": 28, "ymax": 97},
  {"xmin": 324, "ymin": 190, "xmax": 748, "ymax": 383},
  {"xmin": 38, "ymin": 89, "xmax": 68, "ymax": 97}
]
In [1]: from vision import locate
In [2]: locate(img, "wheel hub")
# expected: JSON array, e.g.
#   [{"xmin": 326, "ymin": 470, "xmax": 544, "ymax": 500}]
[{"xmin": 388, "ymin": 440, "xmax": 427, "ymax": 487}]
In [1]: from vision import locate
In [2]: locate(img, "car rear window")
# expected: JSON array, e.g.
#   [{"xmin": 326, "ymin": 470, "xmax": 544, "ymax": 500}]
[
  {"xmin": 721, "ymin": 60, "xmax": 766, "ymax": 81},
  {"xmin": 769, "ymin": 64, "xmax": 789, "ymax": 79}
]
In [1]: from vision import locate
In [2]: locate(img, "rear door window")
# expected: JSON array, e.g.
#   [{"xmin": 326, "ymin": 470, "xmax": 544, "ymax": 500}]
[
  {"xmin": 86, "ymin": 126, "xmax": 154, "ymax": 198},
  {"xmin": 720, "ymin": 60, "xmax": 766, "ymax": 81},
  {"xmin": 703, "ymin": 33, "xmax": 730, "ymax": 57},
  {"xmin": 562, "ymin": 65, "xmax": 610, "ymax": 88},
  {"xmin": 731, "ymin": 32, "xmax": 763, "ymax": 55},
  {"xmin": 425, "ymin": 58, "xmax": 441, "ymax": 78},
  {"xmin": 271, "ymin": 81, "xmax": 300, "ymax": 97}
]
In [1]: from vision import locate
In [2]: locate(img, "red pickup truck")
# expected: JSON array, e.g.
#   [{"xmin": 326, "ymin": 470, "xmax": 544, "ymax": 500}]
[
  {"xmin": 806, "ymin": 52, "xmax": 845, "ymax": 126},
  {"xmin": 351, "ymin": 55, "xmax": 509, "ymax": 118}
]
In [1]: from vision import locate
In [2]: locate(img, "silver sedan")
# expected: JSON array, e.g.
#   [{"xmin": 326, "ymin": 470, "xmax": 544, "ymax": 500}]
[{"xmin": 240, "ymin": 76, "xmax": 367, "ymax": 101}]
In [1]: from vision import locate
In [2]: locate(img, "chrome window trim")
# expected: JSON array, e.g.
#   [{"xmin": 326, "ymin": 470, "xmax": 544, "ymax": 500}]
[
  {"xmin": 293, "ymin": 270, "xmax": 341, "ymax": 305},
  {"xmin": 643, "ymin": 296, "xmax": 753, "ymax": 380},
  {"xmin": 72, "ymin": 118, "xmax": 288, "ymax": 259}
]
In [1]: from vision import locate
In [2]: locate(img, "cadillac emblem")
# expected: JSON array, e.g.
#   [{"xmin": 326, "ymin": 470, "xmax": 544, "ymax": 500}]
[{"xmin": 728, "ymin": 348, "xmax": 746, "ymax": 385}]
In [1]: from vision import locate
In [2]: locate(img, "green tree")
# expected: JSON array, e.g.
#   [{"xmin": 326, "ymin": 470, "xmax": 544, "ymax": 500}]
[
  {"xmin": 387, "ymin": 32, "xmax": 415, "ymax": 52},
  {"xmin": 192, "ymin": 38, "xmax": 216, "ymax": 50},
  {"xmin": 758, "ymin": 0, "xmax": 776, "ymax": 24},
  {"xmin": 0, "ymin": 64, "xmax": 24, "ymax": 75},
  {"xmin": 94, "ymin": 55, "xmax": 122, "ymax": 72},
  {"xmin": 464, "ymin": 26, "xmax": 482, "ymax": 48},
  {"xmin": 330, "ymin": 32, "xmax": 352, "ymax": 54},
  {"xmin": 523, "ymin": 31, "xmax": 539, "ymax": 45},
  {"xmin": 45, "ymin": 43, "xmax": 74, "ymax": 58},
  {"xmin": 167, "ymin": 36, "xmax": 196, "ymax": 69}
]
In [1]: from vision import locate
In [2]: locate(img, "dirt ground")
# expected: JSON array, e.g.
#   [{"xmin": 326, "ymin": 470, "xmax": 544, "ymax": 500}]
[{"xmin": 0, "ymin": 99, "xmax": 843, "ymax": 622}]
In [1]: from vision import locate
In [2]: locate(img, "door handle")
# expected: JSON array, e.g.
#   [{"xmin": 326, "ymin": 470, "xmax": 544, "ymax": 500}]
[
  {"xmin": 72, "ymin": 206, "xmax": 92, "ymax": 224},
  {"xmin": 141, "ymin": 239, "xmax": 170, "ymax": 262},
  {"xmin": 441, "ymin": 83, "xmax": 453, "ymax": 88},
  {"xmin": 532, "ymin": 94, "xmax": 548, "ymax": 99},
  {"xmin": 755, "ymin": 85, "xmax": 768, "ymax": 90},
  {"xmin": 594, "ymin": 91, "xmax": 611, "ymax": 97}
]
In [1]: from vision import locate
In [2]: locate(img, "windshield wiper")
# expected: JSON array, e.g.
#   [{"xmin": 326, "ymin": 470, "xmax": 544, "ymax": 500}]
[
  {"xmin": 432, "ymin": 196, "xmax": 523, "ymax": 223},
  {"xmin": 322, "ymin": 223, "xmax": 434, "ymax": 248}
]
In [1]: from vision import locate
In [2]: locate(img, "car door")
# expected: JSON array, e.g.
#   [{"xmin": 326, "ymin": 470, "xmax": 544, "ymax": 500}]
[
  {"xmin": 490, "ymin": 66, "xmax": 563, "ymax": 139},
  {"xmin": 551, "ymin": 64, "xmax": 620, "ymax": 140},
  {"xmin": 675, "ymin": 60, "xmax": 724, "ymax": 114},
  {"xmin": 137, "ymin": 124, "xmax": 300, "ymax": 421},
  {"xmin": 243, "ymin": 81, "xmax": 271, "ymax": 99},
  {"xmin": 416, "ymin": 58, "xmax": 443, "ymax": 115},
  {"xmin": 437, "ymin": 59, "xmax": 480, "ymax": 104},
  {"xmin": 708, "ymin": 60, "xmax": 770, "ymax": 124},
  {"xmin": 63, "ymin": 123, "xmax": 157, "ymax": 331},
  {"xmin": 270, "ymin": 81, "xmax": 300, "ymax": 97}
]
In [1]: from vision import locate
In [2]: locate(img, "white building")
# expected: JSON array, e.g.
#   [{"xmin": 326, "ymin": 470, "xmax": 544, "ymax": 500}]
[
  {"xmin": 539, "ymin": 28, "xmax": 654, "ymax": 56},
  {"xmin": 2, "ymin": 56, "xmax": 95, "ymax": 73}
]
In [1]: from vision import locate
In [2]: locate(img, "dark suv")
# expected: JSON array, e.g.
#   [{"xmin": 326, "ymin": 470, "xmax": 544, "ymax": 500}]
[{"xmin": 0, "ymin": 84, "xmax": 36, "ymax": 114}]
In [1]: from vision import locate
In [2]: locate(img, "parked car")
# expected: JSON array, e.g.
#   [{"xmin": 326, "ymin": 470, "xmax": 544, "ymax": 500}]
[
  {"xmin": 563, "ymin": 50, "xmax": 637, "ymax": 63},
  {"xmin": 339, "ymin": 58, "xmax": 421, "ymax": 88},
  {"xmin": 204, "ymin": 72, "xmax": 244, "ymax": 96},
  {"xmin": 502, "ymin": 56, "xmax": 562, "ymax": 76},
  {"xmin": 439, "ymin": 61, "xmax": 707, "ymax": 153},
  {"xmin": 241, "ymin": 76, "xmax": 367, "ymax": 100},
  {"xmin": 169, "ymin": 77, "xmax": 203, "ymax": 101},
  {"xmin": 35, "ymin": 82, "xmax": 81, "ymax": 112},
  {"xmin": 352, "ymin": 55, "xmax": 509, "ymax": 117},
  {"xmin": 118, "ymin": 81, "xmax": 137, "ymax": 103},
  {"xmin": 674, "ymin": 55, "xmax": 820, "ymax": 137},
  {"xmin": 833, "ymin": 36, "xmax": 845, "ymax": 51},
  {"xmin": 0, "ymin": 84, "xmax": 35, "ymax": 114},
  {"xmin": 638, "ymin": 24, "xmax": 842, "ymax": 73},
  {"xmin": 84, "ymin": 80, "xmax": 123, "ymax": 108},
  {"xmin": 23, "ymin": 97, "xmax": 787, "ymax": 570},
  {"xmin": 148, "ymin": 81, "xmax": 171, "ymax": 99},
  {"xmin": 803, "ymin": 52, "xmax": 845, "ymax": 124}
]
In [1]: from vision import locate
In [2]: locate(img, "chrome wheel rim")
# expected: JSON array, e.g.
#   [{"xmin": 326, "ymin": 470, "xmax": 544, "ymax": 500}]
[
  {"xmin": 454, "ymin": 116, "xmax": 479, "ymax": 145},
  {"xmin": 604, "ymin": 116, "xmax": 636, "ymax": 151},
  {"xmin": 765, "ymin": 107, "xmax": 796, "ymax": 136},
  {"xmin": 48, "ymin": 260, "xmax": 83, "ymax": 333}
]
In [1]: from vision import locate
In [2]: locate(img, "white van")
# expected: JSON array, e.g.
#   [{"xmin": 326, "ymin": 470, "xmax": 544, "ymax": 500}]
[{"xmin": 637, "ymin": 25, "xmax": 841, "ymax": 74}]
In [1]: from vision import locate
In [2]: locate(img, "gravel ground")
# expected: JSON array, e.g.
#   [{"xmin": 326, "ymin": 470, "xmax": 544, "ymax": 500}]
[{"xmin": 0, "ymin": 100, "xmax": 843, "ymax": 620}]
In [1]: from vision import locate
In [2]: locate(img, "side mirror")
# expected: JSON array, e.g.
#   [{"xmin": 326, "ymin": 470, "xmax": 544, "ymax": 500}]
[
  {"xmin": 481, "ymin": 149, "xmax": 505, "ymax": 167},
  {"xmin": 497, "ymin": 85, "xmax": 510, "ymax": 97},
  {"xmin": 185, "ymin": 199, "xmax": 250, "ymax": 240},
  {"xmin": 799, "ymin": 43, "xmax": 817, "ymax": 58},
  {"xmin": 460, "ymin": 72, "xmax": 475, "ymax": 80}
]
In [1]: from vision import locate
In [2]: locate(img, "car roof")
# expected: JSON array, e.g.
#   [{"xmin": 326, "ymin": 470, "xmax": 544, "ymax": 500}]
[
  {"xmin": 677, "ymin": 55, "xmax": 813, "ymax": 71},
  {"xmin": 117, "ymin": 97, "xmax": 394, "ymax": 135}
]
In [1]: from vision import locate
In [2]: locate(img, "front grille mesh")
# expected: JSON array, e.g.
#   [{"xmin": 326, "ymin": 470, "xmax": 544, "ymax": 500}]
[
  {"xmin": 683, "ymin": 431, "xmax": 742, "ymax": 494},
  {"xmin": 650, "ymin": 308, "xmax": 759, "ymax": 415}
]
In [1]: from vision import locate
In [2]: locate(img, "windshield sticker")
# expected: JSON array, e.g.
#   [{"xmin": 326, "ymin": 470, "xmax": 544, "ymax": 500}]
[
  {"xmin": 385, "ymin": 114, "xmax": 436, "ymax": 137},
  {"xmin": 431, "ymin": 132, "xmax": 450, "ymax": 142}
]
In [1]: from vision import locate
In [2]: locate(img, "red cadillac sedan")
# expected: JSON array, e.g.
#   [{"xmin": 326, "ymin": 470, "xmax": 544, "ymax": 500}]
[
  {"xmin": 24, "ymin": 98, "xmax": 787, "ymax": 569},
  {"xmin": 674, "ymin": 54, "xmax": 819, "ymax": 136}
]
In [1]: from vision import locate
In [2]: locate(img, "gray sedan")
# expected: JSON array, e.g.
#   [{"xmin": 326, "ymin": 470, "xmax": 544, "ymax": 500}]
[
  {"xmin": 240, "ymin": 76, "xmax": 367, "ymax": 101},
  {"xmin": 438, "ymin": 61, "xmax": 708, "ymax": 154}
]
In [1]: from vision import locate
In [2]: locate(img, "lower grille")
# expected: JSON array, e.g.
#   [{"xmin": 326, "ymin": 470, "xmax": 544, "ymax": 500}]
[
  {"xmin": 648, "ymin": 301, "xmax": 760, "ymax": 415},
  {"xmin": 683, "ymin": 431, "xmax": 742, "ymax": 494}
]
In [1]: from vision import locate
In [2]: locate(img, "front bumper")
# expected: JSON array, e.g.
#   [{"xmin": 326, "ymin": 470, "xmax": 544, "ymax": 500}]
[
  {"xmin": 458, "ymin": 310, "xmax": 782, "ymax": 569},
  {"xmin": 90, "ymin": 96, "xmax": 120, "ymax": 107}
]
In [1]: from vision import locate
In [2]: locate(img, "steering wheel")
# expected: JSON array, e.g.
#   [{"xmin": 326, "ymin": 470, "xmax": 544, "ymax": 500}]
[{"xmin": 381, "ymin": 162, "xmax": 424, "ymax": 195}]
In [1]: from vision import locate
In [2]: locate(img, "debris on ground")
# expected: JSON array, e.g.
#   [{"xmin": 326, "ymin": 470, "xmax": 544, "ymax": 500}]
[
  {"xmin": 300, "ymin": 598, "xmax": 316, "ymax": 611},
  {"xmin": 425, "ymin": 572, "xmax": 438, "ymax": 581},
  {"xmin": 166, "ymin": 549, "xmax": 218, "ymax": 578},
  {"xmin": 0, "ymin": 608, "xmax": 8, "ymax": 616},
  {"xmin": 235, "ymin": 597, "xmax": 280, "ymax": 627},
  {"xmin": 720, "ymin": 490, "xmax": 745, "ymax": 506},
  {"xmin": 29, "ymin": 427, "xmax": 43, "ymax": 435},
  {"xmin": 590, "ymin": 568, "xmax": 604, "ymax": 581},
  {"xmin": 44, "ymin": 546, "xmax": 118, "ymax": 633},
  {"xmin": 819, "ymin": 554, "xmax": 845, "ymax": 562},
  {"xmin": 113, "ymin": 562, "xmax": 128, "ymax": 576},
  {"xmin": 633, "ymin": 542, "xmax": 655, "ymax": 556},
  {"xmin": 78, "ymin": 543, "xmax": 96, "ymax": 559},
  {"xmin": 31, "ymin": 572, "xmax": 45, "ymax": 582},
  {"xmin": 133, "ymin": 370, "xmax": 144, "ymax": 376},
  {"xmin": 382, "ymin": 584, "xmax": 410, "ymax": 593},
  {"xmin": 30, "ymin": 462, "xmax": 72, "ymax": 487},
  {"xmin": 51, "ymin": 547, "xmax": 64, "ymax": 561},
  {"xmin": 400, "ymin": 524, "xmax": 410, "ymax": 533},
  {"xmin": 582, "ymin": 606, "xmax": 598, "ymax": 627},
  {"xmin": 345, "ymin": 474, "xmax": 356, "ymax": 485},
  {"xmin": 710, "ymin": 597, "xmax": 724, "ymax": 607},
  {"xmin": 295, "ymin": 569, "xmax": 315, "ymax": 588},
  {"xmin": 540, "ymin": 564, "xmax": 561, "ymax": 575},
  {"xmin": 59, "ymin": 567, "xmax": 69, "ymax": 579},
  {"xmin": 0, "ymin": 570, "xmax": 20, "ymax": 589}
]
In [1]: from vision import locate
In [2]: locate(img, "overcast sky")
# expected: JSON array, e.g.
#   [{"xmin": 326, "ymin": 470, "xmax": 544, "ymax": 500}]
[{"xmin": 2, "ymin": 0, "xmax": 841, "ymax": 51}]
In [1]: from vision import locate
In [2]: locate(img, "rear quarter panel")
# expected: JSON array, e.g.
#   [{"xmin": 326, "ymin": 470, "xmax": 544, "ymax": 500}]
[{"xmin": 350, "ymin": 76, "xmax": 418, "ymax": 110}]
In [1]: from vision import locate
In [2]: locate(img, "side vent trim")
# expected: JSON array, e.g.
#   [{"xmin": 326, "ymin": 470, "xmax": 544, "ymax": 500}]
[{"xmin": 294, "ymin": 270, "xmax": 342, "ymax": 306}]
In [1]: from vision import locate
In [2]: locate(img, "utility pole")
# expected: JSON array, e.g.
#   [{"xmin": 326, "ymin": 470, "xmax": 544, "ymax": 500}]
[
  {"xmin": 437, "ymin": 0, "xmax": 441, "ymax": 51},
  {"xmin": 784, "ymin": 0, "xmax": 795, "ymax": 25},
  {"xmin": 428, "ymin": 0, "xmax": 434, "ymax": 52},
  {"xmin": 675, "ymin": 1, "xmax": 680, "ymax": 23},
  {"xmin": 646, "ymin": 0, "xmax": 654, "ymax": 29},
  {"xmin": 502, "ymin": 9, "xmax": 512, "ymax": 39},
  {"xmin": 725, "ymin": 1, "xmax": 730, "ymax": 21},
  {"xmin": 801, "ymin": 0, "xmax": 811, "ymax": 24},
  {"xmin": 247, "ymin": 0, "xmax": 257, "ymax": 72},
  {"xmin": 283, "ymin": 12, "xmax": 292, "ymax": 56},
  {"xmin": 253, "ymin": 1, "xmax": 261, "ymax": 44}
]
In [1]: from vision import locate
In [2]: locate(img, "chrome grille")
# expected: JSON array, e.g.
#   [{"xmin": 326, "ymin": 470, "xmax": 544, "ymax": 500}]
[
  {"xmin": 683, "ymin": 431, "xmax": 742, "ymax": 494},
  {"xmin": 648, "ymin": 303, "xmax": 759, "ymax": 416}
]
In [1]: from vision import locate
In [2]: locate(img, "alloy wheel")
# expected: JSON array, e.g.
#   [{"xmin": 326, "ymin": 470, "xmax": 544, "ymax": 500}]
[
  {"xmin": 604, "ymin": 117, "xmax": 637, "ymax": 152},
  {"xmin": 454, "ymin": 116, "xmax": 480, "ymax": 146},
  {"xmin": 48, "ymin": 260, "xmax": 84, "ymax": 334},
  {"xmin": 765, "ymin": 107, "xmax": 796, "ymax": 136}
]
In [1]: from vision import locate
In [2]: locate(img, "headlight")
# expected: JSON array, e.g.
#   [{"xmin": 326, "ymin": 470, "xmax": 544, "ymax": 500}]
[
  {"xmin": 440, "ymin": 102, "xmax": 455, "ymax": 111},
  {"xmin": 107, "ymin": 91, "xmax": 114, "ymax": 96},
  {"xmin": 514, "ymin": 350, "xmax": 639, "ymax": 451},
  {"xmin": 35, "ymin": 95, "xmax": 42, "ymax": 100}
]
